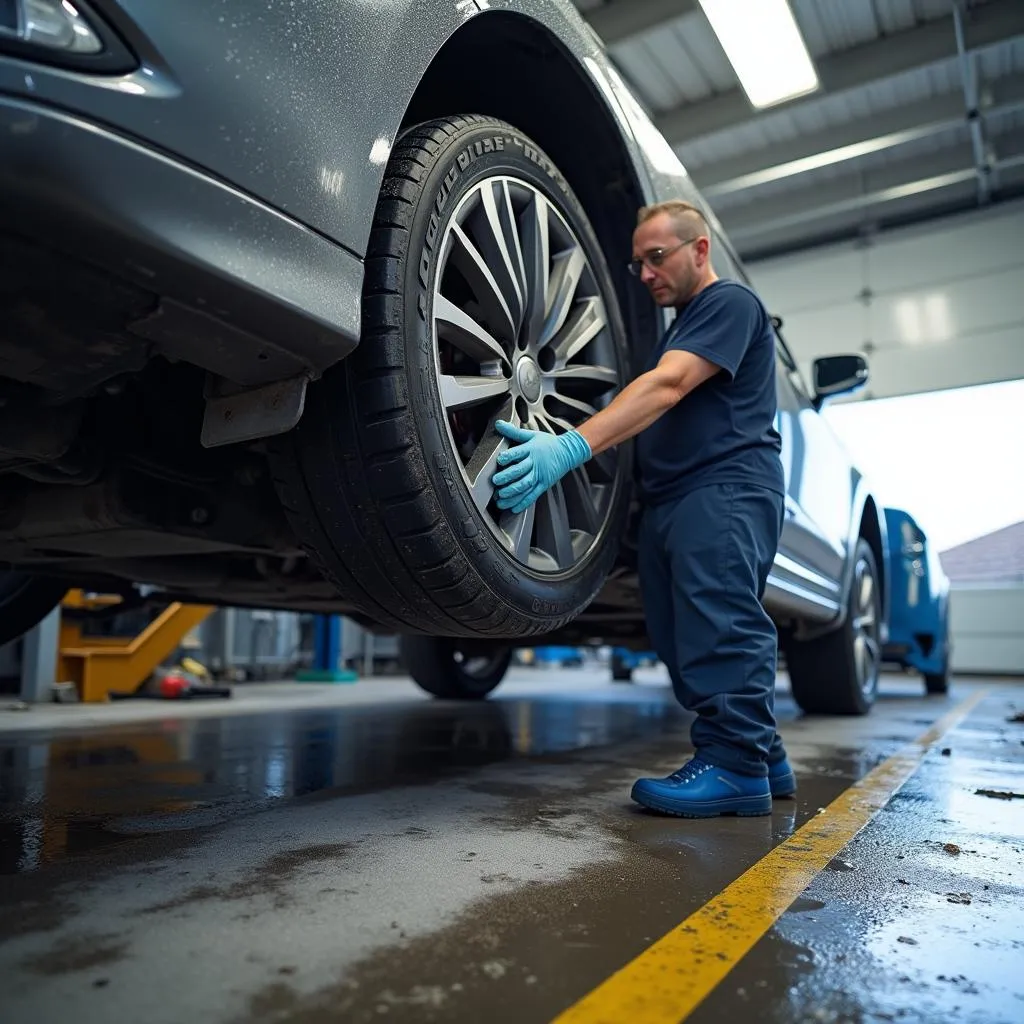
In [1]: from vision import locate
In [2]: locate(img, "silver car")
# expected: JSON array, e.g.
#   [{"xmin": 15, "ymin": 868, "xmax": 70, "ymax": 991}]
[{"xmin": 0, "ymin": 0, "xmax": 889, "ymax": 714}]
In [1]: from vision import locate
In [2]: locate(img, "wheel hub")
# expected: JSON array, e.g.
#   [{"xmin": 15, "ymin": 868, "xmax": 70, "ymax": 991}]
[{"xmin": 515, "ymin": 356, "xmax": 543, "ymax": 404}]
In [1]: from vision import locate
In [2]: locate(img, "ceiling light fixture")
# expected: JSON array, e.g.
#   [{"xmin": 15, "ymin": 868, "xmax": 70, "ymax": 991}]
[{"xmin": 698, "ymin": 0, "xmax": 820, "ymax": 110}]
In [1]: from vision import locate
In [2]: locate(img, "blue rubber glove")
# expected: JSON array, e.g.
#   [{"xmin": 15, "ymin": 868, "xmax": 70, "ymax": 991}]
[{"xmin": 491, "ymin": 420, "xmax": 592, "ymax": 514}]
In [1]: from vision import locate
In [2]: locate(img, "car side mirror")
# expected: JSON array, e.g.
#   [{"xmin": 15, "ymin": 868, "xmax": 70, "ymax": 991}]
[{"xmin": 812, "ymin": 354, "xmax": 868, "ymax": 406}]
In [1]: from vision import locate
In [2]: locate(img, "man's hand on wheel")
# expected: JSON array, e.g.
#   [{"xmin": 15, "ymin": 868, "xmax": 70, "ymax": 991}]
[{"xmin": 491, "ymin": 420, "xmax": 592, "ymax": 514}]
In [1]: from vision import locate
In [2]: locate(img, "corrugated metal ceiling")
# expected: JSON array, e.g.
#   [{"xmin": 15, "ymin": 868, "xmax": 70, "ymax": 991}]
[{"xmin": 573, "ymin": 0, "xmax": 1024, "ymax": 258}]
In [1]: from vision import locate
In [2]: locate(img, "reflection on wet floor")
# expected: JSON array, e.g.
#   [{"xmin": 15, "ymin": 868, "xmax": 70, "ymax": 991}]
[
  {"xmin": 0, "ymin": 691, "xmax": 689, "ymax": 875},
  {"xmin": 0, "ymin": 677, "xmax": 1020, "ymax": 1024}
]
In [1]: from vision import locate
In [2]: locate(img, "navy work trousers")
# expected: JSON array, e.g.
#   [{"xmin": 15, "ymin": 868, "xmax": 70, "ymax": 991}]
[{"xmin": 637, "ymin": 481, "xmax": 786, "ymax": 776}]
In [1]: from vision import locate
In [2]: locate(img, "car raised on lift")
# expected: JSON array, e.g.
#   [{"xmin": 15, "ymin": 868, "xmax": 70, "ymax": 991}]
[{"xmin": 0, "ymin": 0, "xmax": 889, "ymax": 715}]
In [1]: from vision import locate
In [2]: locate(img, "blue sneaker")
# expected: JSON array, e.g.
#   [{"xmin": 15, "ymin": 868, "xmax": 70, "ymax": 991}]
[
  {"xmin": 631, "ymin": 758, "xmax": 771, "ymax": 818},
  {"xmin": 769, "ymin": 757, "xmax": 797, "ymax": 798}
]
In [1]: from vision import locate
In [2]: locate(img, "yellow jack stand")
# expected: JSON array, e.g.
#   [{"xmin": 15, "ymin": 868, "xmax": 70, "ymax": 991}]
[{"xmin": 58, "ymin": 591, "xmax": 214, "ymax": 702}]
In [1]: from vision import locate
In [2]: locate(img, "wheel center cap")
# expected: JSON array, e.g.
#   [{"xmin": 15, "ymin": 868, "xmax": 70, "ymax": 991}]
[{"xmin": 516, "ymin": 357, "xmax": 542, "ymax": 403}]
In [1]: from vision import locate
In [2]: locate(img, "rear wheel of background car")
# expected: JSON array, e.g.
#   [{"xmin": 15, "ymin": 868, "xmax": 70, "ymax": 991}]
[
  {"xmin": 0, "ymin": 572, "xmax": 67, "ymax": 647},
  {"xmin": 785, "ymin": 539, "xmax": 882, "ymax": 715},
  {"xmin": 270, "ymin": 116, "xmax": 631, "ymax": 639},
  {"xmin": 399, "ymin": 634, "xmax": 512, "ymax": 700},
  {"xmin": 924, "ymin": 610, "xmax": 951, "ymax": 694}
]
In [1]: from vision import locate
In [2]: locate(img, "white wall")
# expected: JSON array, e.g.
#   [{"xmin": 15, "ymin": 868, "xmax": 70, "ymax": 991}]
[
  {"xmin": 744, "ymin": 199, "xmax": 1024, "ymax": 401},
  {"xmin": 950, "ymin": 585, "xmax": 1024, "ymax": 676}
]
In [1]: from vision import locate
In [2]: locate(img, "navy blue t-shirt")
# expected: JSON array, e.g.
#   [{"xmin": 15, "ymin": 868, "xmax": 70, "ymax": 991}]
[{"xmin": 635, "ymin": 278, "xmax": 784, "ymax": 505}]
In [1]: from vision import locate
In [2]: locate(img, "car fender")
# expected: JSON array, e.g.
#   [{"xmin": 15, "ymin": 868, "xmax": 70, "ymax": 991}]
[
  {"xmin": 836, "ymin": 477, "xmax": 891, "ymax": 645},
  {"xmin": 0, "ymin": 0, "xmax": 490, "ymax": 258}
]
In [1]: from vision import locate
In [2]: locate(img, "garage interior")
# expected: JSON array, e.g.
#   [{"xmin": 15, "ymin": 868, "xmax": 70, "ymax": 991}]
[{"xmin": 1, "ymin": 1, "xmax": 1023, "ymax": 1023}]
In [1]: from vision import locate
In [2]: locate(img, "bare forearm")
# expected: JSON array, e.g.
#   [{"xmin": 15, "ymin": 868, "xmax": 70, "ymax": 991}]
[{"xmin": 576, "ymin": 367, "xmax": 683, "ymax": 456}]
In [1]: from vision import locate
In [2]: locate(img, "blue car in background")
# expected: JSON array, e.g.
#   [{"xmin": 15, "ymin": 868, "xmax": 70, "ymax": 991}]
[{"xmin": 882, "ymin": 508, "xmax": 951, "ymax": 694}]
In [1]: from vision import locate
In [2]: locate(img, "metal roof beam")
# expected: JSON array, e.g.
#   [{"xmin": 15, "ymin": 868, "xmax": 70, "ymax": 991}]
[
  {"xmin": 720, "ymin": 133, "xmax": 1024, "ymax": 243},
  {"xmin": 584, "ymin": 0, "xmax": 698, "ymax": 46},
  {"xmin": 954, "ymin": 0, "xmax": 993, "ymax": 204},
  {"xmin": 696, "ymin": 73, "xmax": 1024, "ymax": 197},
  {"xmin": 655, "ymin": 0, "xmax": 1024, "ymax": 146}
]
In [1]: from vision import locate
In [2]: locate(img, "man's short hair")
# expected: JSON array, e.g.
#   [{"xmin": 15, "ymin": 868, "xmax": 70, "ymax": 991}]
[{"xmin": 637, "ymin": 200, "xmax": 710, "ymax": 243}]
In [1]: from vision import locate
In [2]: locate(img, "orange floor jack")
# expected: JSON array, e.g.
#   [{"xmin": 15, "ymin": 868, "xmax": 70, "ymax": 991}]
[{"xmin": 58, "ymin": 592, "xmax": 224, "ymax": 702}]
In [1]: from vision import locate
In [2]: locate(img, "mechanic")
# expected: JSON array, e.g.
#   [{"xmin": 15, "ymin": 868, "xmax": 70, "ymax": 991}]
[{"xmin": 491, "ymin": 199, "xmax": 796, "ymax": 818}]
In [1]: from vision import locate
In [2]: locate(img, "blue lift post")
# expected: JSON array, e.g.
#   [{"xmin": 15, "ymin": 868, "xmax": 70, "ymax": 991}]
[{"xmin": 296, "ymin": 615, "xmax": 358, "ymax": 682}]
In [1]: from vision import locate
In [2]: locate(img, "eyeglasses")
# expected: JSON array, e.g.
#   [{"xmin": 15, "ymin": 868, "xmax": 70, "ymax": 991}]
[{"xmin": 627, "ymin": 236, "xmax": 699, "ymax": 277}]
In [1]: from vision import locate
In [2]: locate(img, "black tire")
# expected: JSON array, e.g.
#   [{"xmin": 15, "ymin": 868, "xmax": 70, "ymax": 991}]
[
  {"xmin": 924, "ymin": 607, "xmax": 951, "ymax": 694},
  {"xmin": 786, "ymin": 539, "xmax": 882, "ymax": 715},
  {"xmin": 400, "ymin": 634, "xmax": 512, "ymax": 700},
  {"xmin": 0, "ymin": 572, "xmax": 66, "ymax": 647},
  {"xmin": 269, "ymin": 115, "xmax": 631, "ymax": 639}
]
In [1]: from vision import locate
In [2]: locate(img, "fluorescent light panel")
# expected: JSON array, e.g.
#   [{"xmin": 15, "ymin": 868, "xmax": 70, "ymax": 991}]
[{"xmin": 698, "ymin": 0, "xmax": 819, "ymax": 109}]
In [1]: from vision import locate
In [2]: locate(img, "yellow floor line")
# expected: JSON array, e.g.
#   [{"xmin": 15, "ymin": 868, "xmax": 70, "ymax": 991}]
[{"xmin": 551, "ymin": 688, "xmax": 991, "ymax": 1024}]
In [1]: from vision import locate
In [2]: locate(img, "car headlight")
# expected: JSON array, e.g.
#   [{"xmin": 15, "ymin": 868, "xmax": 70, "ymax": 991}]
[
  {"xmin": 0, "ymin": 0, "xmax": 136, "ymax": 72},
  {"xmin": 0, "ymin": 0, "xmax": 102, "ymax": 53}
]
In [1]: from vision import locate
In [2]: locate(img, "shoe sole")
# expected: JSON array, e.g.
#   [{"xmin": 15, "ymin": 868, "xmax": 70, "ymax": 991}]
[
  {"xmin": 769, "ymin": 770, "xmax": 797, "ymax": 799},
  {"xmin": 630, "ymin": 785, "xmax": 772, "ymax": 818}
]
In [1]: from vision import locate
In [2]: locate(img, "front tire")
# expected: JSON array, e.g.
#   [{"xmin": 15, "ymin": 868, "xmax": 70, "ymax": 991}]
[
  {"xmin": 270, "ymin": 116, "xmax": 631, "ymax": 639},
  {"xmin": 400, "ymin": 635, "xmax": 512, "ymax": 700},
  {"xmin": 786, "ymin": 539, "xmax": 882, "ymax": 715}
]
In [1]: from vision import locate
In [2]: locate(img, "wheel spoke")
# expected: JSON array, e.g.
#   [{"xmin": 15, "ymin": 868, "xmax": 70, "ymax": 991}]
[
  {"xmin": 472, "ymin": 181, "xmax": 527, "ymax": 334},
  {"xmin": 858, "ymin": 570, "xmax": 874, "ymax": 612},
  {"xmin": 439, "ymin": 374, "xmax": 510, "ymax": 411},
  {"xmin": 519, "ymin": 192, "xmax": 550, "ymax": 345},
  {"xmin": 449, "ymin": 223, "xmax": 517, "ymax": 342},
  {"xmin": 551, "ymin": 297, "xmax": 606, "ymax": 364},
  {"xmin": 434, "ymin": 294, "xmax": 508, "ymax": 364},
  {"xmin": 500, "ymin": 502, "xmax": 536, "ymax": 563},
  {"xmin": 463, "ymin": 421, "xmax": 507, "ymax": 514},
  {"xmin": 863, "ymin": 634, "xmax": 880, "ymax": 664},
  {"xmin": 535, "ymin": 482, "xmax": 574, "ymax": 570},
  {"xmin": 561, "ymin": 466, "xmax": 599, "ymax": 535},
  {"xmin": 546, "ymin": 392, "xmax": 598, "ymax": 421},
  {"xmin": 548, "ymin": 364, "xmax": 618, "ymax": 390},
  {"xmin": 539, "ymin": 246, "xmax": 586, "ymax": 347},
  {"xmin": 855, "ymin": 637, "xmax": 867, "ymax": 686}
]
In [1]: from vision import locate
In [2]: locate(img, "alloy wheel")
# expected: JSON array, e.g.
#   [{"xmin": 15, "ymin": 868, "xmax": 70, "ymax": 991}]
[
  {"xmin": 851, "ymin": 555, "xmax": 881, "ymax": 699},
  {"xmin": 431, "ymin": 176, "xmax": 622, "ymax": 575}
]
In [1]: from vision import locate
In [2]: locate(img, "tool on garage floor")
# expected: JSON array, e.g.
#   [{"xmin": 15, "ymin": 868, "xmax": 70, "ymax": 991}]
[
  {"xmin": 108, "ymin": 664, "xmax": 231, "ymax": 701},
  {"xmin": 58, "ymin": 591, "xmax": 215, "ymax": 702}
]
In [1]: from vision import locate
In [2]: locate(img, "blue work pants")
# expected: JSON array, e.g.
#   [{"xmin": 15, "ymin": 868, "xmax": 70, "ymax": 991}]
[{"xmin": 637, "ymin": 482, "xmax": 787, "ymax": 776}]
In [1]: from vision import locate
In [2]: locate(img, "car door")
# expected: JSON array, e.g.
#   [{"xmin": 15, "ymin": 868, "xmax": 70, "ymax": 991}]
[
  {"xmin": 771, "ymin": 331, "xmax": 847, "ymax": 612},
  {"xmin": 710, "ymin": 238, "xmax": 843, "ymax": 614}
]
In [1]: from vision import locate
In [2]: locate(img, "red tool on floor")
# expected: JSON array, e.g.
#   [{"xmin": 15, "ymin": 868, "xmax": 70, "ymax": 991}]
[
  {"xmin": 108, "ymin": 662, "xmax": 232, "ymax": 701},
  {"xmin": 157, "ymin": 670, "xmax": 231, "ymax": 700}
]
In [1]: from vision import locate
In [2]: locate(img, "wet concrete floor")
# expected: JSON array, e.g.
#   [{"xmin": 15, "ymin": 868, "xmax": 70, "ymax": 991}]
[{"xmin": 0, "ymin": 669, "xmax": 1021, "ymax": 1023}]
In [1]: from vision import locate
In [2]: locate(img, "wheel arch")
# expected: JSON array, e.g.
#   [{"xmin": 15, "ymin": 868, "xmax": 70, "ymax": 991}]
[
  {"xmin": 397, "ymin": 10, "xmax": 660, "ymax": 372},
  {"xmin": 850, "ymin": 489, "xmax": 891, "ymax": 645}
]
